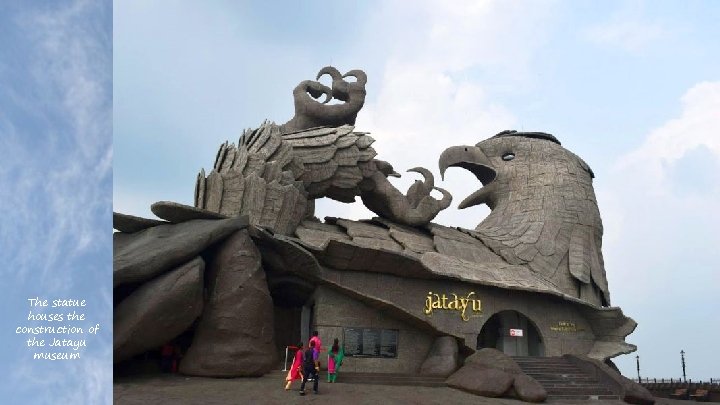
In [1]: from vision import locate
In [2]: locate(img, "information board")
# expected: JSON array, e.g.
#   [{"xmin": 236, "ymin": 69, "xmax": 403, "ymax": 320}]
[
  {"xmin": 344, "ymin": 328, "xmax": 362, "ymax": 356},
  {"xmin": 343, "ymin": 328, "xmax": 398, "ymax": 358}
]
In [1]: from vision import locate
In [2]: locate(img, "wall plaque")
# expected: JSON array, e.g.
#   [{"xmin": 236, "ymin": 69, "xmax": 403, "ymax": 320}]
[{"xmin": 343, "ymin": 328, "xmax": 398, "ymax": 358}]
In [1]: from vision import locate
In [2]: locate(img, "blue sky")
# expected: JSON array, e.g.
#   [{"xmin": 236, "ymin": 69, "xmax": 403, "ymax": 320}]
[
  {"xmin": 113, "ymin": 0, "xmax": 720, "ymax": 381},
  {"xmin": 0, "ymin": 0, "xmax": 112, "ymax": 403}
]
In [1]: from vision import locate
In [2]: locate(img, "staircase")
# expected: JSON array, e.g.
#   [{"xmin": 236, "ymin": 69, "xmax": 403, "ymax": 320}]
[{"xmin": 513, "ymin": 356, "xmax": 620, "ymax": 401}]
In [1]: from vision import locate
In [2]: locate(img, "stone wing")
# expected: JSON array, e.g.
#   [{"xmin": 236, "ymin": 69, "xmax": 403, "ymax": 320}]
[
  {"xmin": 473, "ymin": 215, "xmax": 610, "ymax": 306},
  {"xmin": 194, "ymin": 123, "xmax": 378, "ymax": 234}
]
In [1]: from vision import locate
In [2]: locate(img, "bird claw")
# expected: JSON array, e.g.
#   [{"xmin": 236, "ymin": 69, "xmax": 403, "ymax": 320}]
[{"xmin": 394, "ymin": 168, "xmax": 452, "ymax": 226}]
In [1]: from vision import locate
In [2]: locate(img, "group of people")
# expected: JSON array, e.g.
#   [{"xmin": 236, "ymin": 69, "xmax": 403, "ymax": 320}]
[{"xmin": 285, "ymin": 331, "xmax": 344, "ymax": 395}]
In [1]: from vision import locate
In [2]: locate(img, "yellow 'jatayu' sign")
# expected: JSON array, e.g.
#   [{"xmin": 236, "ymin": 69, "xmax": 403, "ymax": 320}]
[{"xmin": 423, "ymin": 291, "xmax": 482, "ymax": 321}]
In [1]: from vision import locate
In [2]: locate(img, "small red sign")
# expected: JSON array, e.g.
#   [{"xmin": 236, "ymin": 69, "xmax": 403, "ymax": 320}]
[{"xmin": 509, "ymin": 329, "xmax": 523, "ymax": 337}]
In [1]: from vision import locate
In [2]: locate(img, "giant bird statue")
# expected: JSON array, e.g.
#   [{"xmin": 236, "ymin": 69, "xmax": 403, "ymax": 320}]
[
  {"xmin": 113, "ymin": 67, "xmax": 637, "ymax": 381},
  {"xmin": 439, "ymin": 131, "xmax": 610, "ymax": 306},
  {"xmin": 194, "ymin": 66, "xmax": 451, "ymax": 232}
]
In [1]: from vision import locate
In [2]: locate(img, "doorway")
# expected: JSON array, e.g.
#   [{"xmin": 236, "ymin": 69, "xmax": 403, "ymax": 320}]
[
  {"xmin": 267, "ymin": 275, "xmax": 315, "ymax": 357},
  {"xmin": 476, "ymin": 310, "xmax": 544, "ymax": 356}
]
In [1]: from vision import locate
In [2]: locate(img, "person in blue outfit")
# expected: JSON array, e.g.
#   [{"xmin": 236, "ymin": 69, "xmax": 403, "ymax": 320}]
[{"xmin": 299, "ymin": 340, "xmax": 320, "ymax": 395}]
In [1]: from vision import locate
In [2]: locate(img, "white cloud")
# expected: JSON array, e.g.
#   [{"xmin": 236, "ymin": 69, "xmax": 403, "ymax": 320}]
[
  {"xmin": 600, "ymin": 81, "xmax": 720, "ymax": 377},
  {"xmin": 603, "ymin": 81, "xmax": 720, "ymax": 287},
  {"xmin": 344, "ymin": 0, "xmax": 554, "ymax": 227},
  {"xmin": 616, "ymin": 81, "xmax": 720, "ymax": 194}
]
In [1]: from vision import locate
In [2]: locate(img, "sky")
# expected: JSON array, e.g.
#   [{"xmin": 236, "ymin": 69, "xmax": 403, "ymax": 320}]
[
  {"xmin": 113, "ymin": 0, "xmax": 720, "ymax": 381},
  {"xmin": 0, "ymin": 0, "xmax": 112, "ymax": 403}
]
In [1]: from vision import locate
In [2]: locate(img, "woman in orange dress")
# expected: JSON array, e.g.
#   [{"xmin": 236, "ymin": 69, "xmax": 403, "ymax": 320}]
[{"xmin": 285, "ymin": 342, "xmax": 304, "ymax": 390}]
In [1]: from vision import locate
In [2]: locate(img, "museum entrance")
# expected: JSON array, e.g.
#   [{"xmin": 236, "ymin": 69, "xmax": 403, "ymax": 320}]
[
  {"xmin": 477, "ymin": 310, "xmax": 544, "ymax": 356},
  {"xmin": 267, "ymin": 275, "xmax": 315, "ymax": 361}
]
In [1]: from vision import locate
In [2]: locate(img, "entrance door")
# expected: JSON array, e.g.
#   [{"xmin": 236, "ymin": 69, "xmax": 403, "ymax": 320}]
[
  {"xmin": 477, "ymin": 310, "xmax": 544, "ymax": 356},
  {"xmin": 267, "ymin": 275, "xmax": 315, "ymax": 362}
]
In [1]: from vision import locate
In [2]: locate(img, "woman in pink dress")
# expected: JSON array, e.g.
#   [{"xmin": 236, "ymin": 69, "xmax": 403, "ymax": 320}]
[{"xmin": 285, "ymin": 342, "xmax": 304, "ymax": 390}]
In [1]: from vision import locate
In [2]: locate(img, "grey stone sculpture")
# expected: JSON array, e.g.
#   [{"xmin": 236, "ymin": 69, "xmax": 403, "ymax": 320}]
[
  {"xmin": 193, "ymin": 66, "xmax": 451, "ymax": 230},
  {"xmin": 282, "ymin": 66, "xmax": 367, "ymax": 133},
  {"xmin": 447, "ymin": 349, "xmax": 546, "ymax": 402},
  {"xmin": 114, "ymin": 257, "xmax": 204, "ymax": 362},
  {"xmin": 113, "ymin": 66, "xmax": 643, "ymax": 403},
  {"xmin": 439, "ymin": 131, "xmax": 609, "ymax": 305}
]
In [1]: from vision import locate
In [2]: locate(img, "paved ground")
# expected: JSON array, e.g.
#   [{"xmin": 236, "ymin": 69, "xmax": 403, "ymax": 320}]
[{"xmin": 113, "ymin": 372, "xmax": 706, "ymax": 405}]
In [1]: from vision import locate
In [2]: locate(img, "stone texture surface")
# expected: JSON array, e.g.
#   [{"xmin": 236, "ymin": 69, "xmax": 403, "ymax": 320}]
[
  {"xmin": 113, "ymin": 217, "xmax": 247, "ymax": 287},
  {"xmin": 281, "ymin": 66, "xmax": 367, "ymax": 133},
  {"xmin": 114, "ymin": 257, "xmax": 204, "ymax": 363},
  {"xmin": 447, "ymin": 363, "xmax": 515, "ymax": 397},
  {"xmin": 150, "ymin": 201, "xmax": 228, "ymax": 223},
  {"xmin": 419, "ymin": 336, "xmax": 459, "ymax": 376},
  {"xmin": 113, "ymin": 212, "xmax": 167, "ymax": 233},
  {"xmin": 179, "ymin": 229, "xmax": 276, "ymax": 377},
  {"xmin": 439, "ymin": 132, "xmax": 610, "ymax": 306},
  {"xmin": 511, "ymin": 373, "xmax": 548, "ymax": 403},
  {"xmin": 447, "ymin": 348, "xmax": 546, "ymax": 402},
  {"xmin": 464, "ymin": 348, "xmax": 523, "ymax": 374}
]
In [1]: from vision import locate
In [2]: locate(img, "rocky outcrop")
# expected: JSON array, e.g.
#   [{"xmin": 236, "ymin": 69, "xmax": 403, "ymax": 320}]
[
  {"xmin": 113, "ymin": 212, "xmax": 167, "ymax": 233},
  {"xmin": 150, "ymin": 201, "xmax": 228, "ymax": 223},
  {"xmin": 447, "ymin": 362, "xmax": 515, "ymax": 397},
  {"xmin": 419, "ymin": 336, "xmax": 459, "ymax": 376},
  {"xmin": 179, "ymin": 229, "xmax": 276, "ymax": 377},
  {"xmin": 113, "ymin": 217, "xmax": 247, "ymax": 287},
  {"xmin": 447, "ymin": 349, "xmax": 547, "ymax": 403},
  {"xmin": 464, "ymin": 347, "xmax": 523, "ymax": 373},
  {"xmin": 512, "ymin": 373, "xmax": 548, "ymax": 403},
  {"xmin": 114, "ymin": 257, "xmax": 204, "ymax": 362}
]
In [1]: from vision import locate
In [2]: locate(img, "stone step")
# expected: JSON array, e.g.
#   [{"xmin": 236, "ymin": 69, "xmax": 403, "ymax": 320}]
[
  {"xmin": 547, "ymin": 394, "xmax": 621, "ymax": 401},
  {"xmin": 514, "ymin": 356, "xmax": 620, "ymax": 400},
  {"xmin": 530, "ymin": 375, "xmax": 598, "ymax": 381},
  {"xmin": 519, "ymin": 364, "xmax": 580, "ymax": 369},
  {"xmin": 540, "ymin": 383, "xmax": 609, "ymax": 388},
  {"xmin": 546, "ymin": 387, "xmax": 615, "ymax": 393},
  {"xmin": 518, "ymin": 364, "xmax": 578, "ymax": 370}
]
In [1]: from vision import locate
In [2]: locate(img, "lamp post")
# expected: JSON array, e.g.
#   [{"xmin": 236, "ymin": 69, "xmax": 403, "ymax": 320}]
[
  {"xmin": 681, "ymin": 350, "xmax": 686, "ymax": 383},
  {"xmin": 636, "ymin": 355, "xmax": 641, "ymax": 382}
]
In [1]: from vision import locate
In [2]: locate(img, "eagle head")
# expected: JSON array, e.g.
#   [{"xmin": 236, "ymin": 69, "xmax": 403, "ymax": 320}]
[
  {"xmin": 439, "ymin": 130, "xmax": 594, "ymax": 212},
  {"xmin": 439, "ymin": 130, "xmax": 609, "ymax": 307}
]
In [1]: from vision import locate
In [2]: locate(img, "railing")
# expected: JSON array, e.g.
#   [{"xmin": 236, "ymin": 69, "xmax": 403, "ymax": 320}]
[
  {"xmin": 282, "ymin": 345, "xmax": 301, "ymax": 371},
  {"xmin": 637, "ymin": 379, "xmax": 720, "ymax": 402},
  {"xmin": 634, "ymin": 377, "xmax": 720, "ymax": 386}
]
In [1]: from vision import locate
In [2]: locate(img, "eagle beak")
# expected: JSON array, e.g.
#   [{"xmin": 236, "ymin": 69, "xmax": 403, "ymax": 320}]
[{"xmin": 438, "ymin": 145, "xmax": 497, "ymax": 209}]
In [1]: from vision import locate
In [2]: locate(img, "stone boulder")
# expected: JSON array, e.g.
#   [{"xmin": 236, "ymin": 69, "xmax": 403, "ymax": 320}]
[
  {"xmin": 447, "ymin": 362, "xmax": 514, "ymax": 397},
  {"xmin": 114, "ymin": 257, "xmax": 204, "ymax": 363},
  {"xmin": 448, "ymin": 348, "xmax": 547, "ymax": 403},
  {"xmin": 113, "ymin": 216, "xmax": 247, "ymax": 287},
  {"xmin": 113, "ymin": 212, "xmax": 167, "ymax": 233},
  {"xmin": 419, "ymin": 336, "xmax": 459, "ymax": 376},
  {"xmin": 179, "ymin": 229, "xmax": 276, "ymax": 377},
  {"xmin": 464, "ymin": 348, "xmax": 523, "ymax": 374},
  {"xmin": 150, "ymin": 201, "xmax": 228, "ymax": 224},
  {"xmin": 512, "ymin": 373, "xmax": 548, "ymax": 403}
]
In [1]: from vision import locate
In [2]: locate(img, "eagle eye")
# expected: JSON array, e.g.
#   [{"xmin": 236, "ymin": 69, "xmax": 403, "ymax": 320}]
[{"xmin": 502, "ymin": 152, "xmax": 515, "ymax": 161}]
